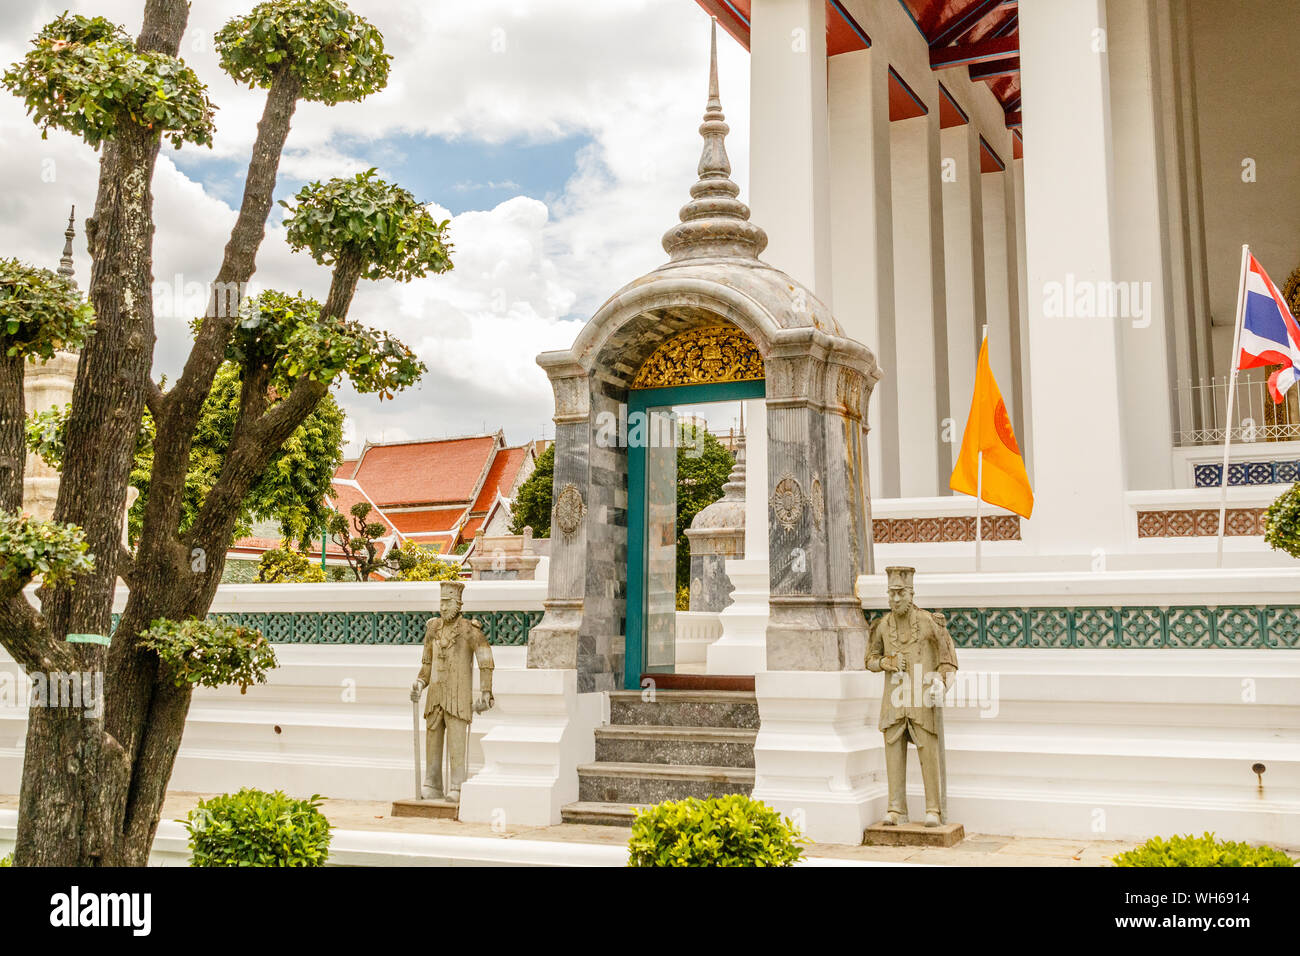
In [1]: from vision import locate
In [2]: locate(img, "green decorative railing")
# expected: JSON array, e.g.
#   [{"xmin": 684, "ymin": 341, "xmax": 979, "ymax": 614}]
[
  {"xmin": 864, "ymin": 606, "xmax": 1300, "ymax": 649},
  {"xmin": 110, "ymin": 610, "xmax": 543, "ymax": 646}
]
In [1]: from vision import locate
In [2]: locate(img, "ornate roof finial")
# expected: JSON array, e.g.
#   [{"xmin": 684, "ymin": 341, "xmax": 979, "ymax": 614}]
[
  {"xmin": 661, "ymin": 19, "xmax": 768, "ymax": 261},
  {"xmin": 57, "ymin": 205, "xmax": 76, "ymax": 282}
]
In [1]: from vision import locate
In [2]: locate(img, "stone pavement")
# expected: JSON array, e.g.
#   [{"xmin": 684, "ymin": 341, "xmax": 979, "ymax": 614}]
[
  {"xmin": 0, "ymin": 790, "xmax": 1138, "ymax": 864},
  {"xmin": 158, "ymin": 793, "xmax": 1130, "ymax": 865}
]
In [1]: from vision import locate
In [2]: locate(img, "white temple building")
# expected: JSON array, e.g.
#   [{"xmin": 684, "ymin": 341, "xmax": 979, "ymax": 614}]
[{"xmin": 701, "ymin": 0, "xmax": 1300, "ymax": 570}]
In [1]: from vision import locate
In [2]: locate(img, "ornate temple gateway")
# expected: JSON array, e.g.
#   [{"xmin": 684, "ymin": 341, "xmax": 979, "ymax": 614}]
[{"xmin": 528, "ymin": 23, "xmax": 880, "ymax": 693}]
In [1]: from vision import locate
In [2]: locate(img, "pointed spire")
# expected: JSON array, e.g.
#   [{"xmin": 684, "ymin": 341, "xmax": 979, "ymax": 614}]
[
  {"xmin": 57, "ymin": 206, "xmax": 75, "ymax": 283},
  {"xmin": 661, "ymin": 19, "xmax": 767, "ymax": 261},
  {"xmin": 720, "ymin": 434, "xmax": 746, "ymax": 501}
]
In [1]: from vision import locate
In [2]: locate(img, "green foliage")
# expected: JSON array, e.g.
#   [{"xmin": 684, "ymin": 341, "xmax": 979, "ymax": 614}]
[
  {"xmin": 230, "ymin": 290, "xmax": 424, "ymax": 399},
  {"xmin": 216, "ymin": 0, "xmax": 389, "ymax": 104},
  {"xmin": 2, "ymin": 13, "xmax": 215, "ymax": 149},
  {"xmin": 0, "ymin": 512, "xmax": 93, "ymax": 590},
  {"xmin": 388, "ymin": 541, "xmax": 460, "ymax": 582},
  {"xmin": 27, "ymin": 362, "xmax": 345, "ymax": 548},
  {"xmin": 282, "ymin": 169, "xmax": 453, "ymax": 281},
  {"xmin": 255, "ymin": 546, "xmax": 326, "ymax": 583},
  {"xmin": 185, "ymin": 788, "xmax": 331, "ymax": 867},
  {"xmin": 138, "ymin": 617, "xmax": 277, "ymax": 693},
  {"xmin": 1112, "ymin": 832, "xmax": 1295, "ymax": 867},
  {"xmin": 508, "ymin": 442, "xmax": 553, "ymax": 537},
  {"xmin": 628, "ymin": 795, "xmax": 807, "ymax": 867},
  {"xmin": 0, "ymin": 258, "xmax": 94, "ymax": 360},
  {"xmin": 0, "ymin": 854, "xmax": 10, "ymax": 866},
  {"xmin": 1265, "ymin": 482, "xmax": 1300, "ymax": 558}
]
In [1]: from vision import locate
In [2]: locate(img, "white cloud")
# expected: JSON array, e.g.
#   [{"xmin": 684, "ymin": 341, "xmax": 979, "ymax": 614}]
[{"xmin": 0, "ymin": 0, "xmax": 752, "ymax": 452}]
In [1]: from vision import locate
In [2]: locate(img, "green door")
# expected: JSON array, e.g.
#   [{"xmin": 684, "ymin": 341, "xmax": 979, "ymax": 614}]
[{"xmin": 624, "ymin": 379, "xmax": 765, "ymax": 690}]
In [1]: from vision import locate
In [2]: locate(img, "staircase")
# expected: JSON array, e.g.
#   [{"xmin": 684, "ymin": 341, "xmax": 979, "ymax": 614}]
[{"xmin": 561, "ymin": 689, "xmax": 759, "ymax": 826}]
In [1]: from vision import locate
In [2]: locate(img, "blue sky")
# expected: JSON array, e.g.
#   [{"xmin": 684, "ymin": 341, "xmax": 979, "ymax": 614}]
[
  {"xmin": 172, "ymin": 130, "xmax": 592, "ymax": 219},
  {"xmin": 0, "ymin": 0, "xmax": 752, "ymax": 450}
]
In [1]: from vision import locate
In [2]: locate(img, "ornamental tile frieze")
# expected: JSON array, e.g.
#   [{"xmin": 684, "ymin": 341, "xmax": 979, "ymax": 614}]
[
  {"xmin": 110, "ymin": 610, "xmax": 543, "ymax": 646},
  {"xmin": 862, "ymin": 605, "xmax": 1300, "ymax": 649},
  {"xmin": 630, "ymin": 324, "xmax": 764, "ymax": 389},
  {"xmin": 1194, "ymin": 459, "xmax": 1300, "ymax": 487},
  {"xmin": 873, "ymin": 515, "xmax": 1021, "ymax": 543},
  {"xmin": 1136, "ymin": 508, "xmax": 1266, "ymax": 538}
]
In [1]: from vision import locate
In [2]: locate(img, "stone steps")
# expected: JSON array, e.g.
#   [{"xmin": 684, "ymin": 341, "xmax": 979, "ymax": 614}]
[
  {"xmin": 560, "ymin": 801, "xmax": 645, "ymax": 826},
  {"xmin": 594, "ymin": 725, "xmax": 757, "ymax": 768},
  {"xmin": 606, "ymin": 689, "xmax": 760, "ymax": 728},
  {"xmin": 577, "ymin": 761, "xmax": 755, "ymax": 804},
  {"xmin": 564, "ymin": 690, "xmax": 759, "ymax": 824}
]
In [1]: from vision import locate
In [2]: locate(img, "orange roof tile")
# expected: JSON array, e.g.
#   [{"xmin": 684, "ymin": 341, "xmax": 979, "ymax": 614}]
[
  {"xmin": 388, "ymin": 508, "xmax": 465, "ymax": 534},
  {"xmin": 335, "ymin": 459, "xmax": 359, "ymax": 479},
  {"xmin": 471, "ymin": 445, "xmax": 530, "ymax": 514},
  {"xmin": 352, "ymin": 435, "xmax": 499, "ymax": 508}
]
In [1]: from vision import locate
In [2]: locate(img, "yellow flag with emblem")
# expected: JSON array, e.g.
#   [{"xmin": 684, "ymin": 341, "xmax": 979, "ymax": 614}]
[{"xmin": 949, "ymin": 338, "xmax": 1033, "ymax": 519}]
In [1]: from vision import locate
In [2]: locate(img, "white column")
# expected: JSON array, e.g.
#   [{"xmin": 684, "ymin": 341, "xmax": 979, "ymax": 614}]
[
  {"xmin": 830, "ymin": 47, "xmax": 899, "ymax": 499},
  {"xmin": 890, "ymin": 111, "xmax": 950, "ymax": 497},
  {"xmin": 1109, "ymin": 0, "xmax": 1176, "ymax": 490},
  {"xmin": 1012, "ymin": 158, "xmax": 1033, "ymax": 477},
  {"xmin": 1020, "ymin": 0, "xmax": 1127, "ymax": 554},
  {"xmin": 981, "ymin": 167, "xmax": 1020, "ymax": 433},
  {"xmin": 941, "ymin": 124, "xmax": 987, "ymax": 477},
  {"xmin": 748, "ymin": 0, "xmax": 832, "ymax": 297}
]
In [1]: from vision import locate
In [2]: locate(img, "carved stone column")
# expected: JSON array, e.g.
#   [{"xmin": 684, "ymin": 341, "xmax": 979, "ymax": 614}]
[{"xmin": 22, "ymin": 351, "xmax": 78, "ymax": 520}]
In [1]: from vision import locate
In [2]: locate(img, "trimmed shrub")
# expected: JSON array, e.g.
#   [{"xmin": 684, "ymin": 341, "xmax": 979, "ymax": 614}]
[
  {"xmin": 1264, "ymin": 482, "xmax": 1300, "ymax": 558},
  {"xmin": 185, "ymin": 788, "xmax": 331, "ymax": 867},
  {"xmin": 628, "ymin": 794, "xmax": 807, "ymax": 867},
  {"xmin": 1112, "ymin": 832, "xmax": 1295, "ymax": 867},
  {"xmin": 256, "ymin": 546, "xmax": 326, "ymax": 583}
]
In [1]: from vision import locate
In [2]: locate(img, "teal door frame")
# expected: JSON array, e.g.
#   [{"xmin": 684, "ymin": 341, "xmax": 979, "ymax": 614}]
[{"xmin": 624, "ymin": 378, "xmax": 766, "ymax": 689}]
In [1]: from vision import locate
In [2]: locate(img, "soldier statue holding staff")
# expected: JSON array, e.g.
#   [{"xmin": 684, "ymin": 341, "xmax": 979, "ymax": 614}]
[
  {"xmin": 410, "ymin": 580, "xmax": 494, "ymax": 802},
  {"xmin": 866, "ymin": 566, "xmax": 958, "ymax": 827}
]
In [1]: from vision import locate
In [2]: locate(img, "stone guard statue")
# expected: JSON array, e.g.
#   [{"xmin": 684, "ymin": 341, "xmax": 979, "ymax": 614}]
[
  {"xmin": 866, "ymin": 566, "xmax": 958, "ymax": 827},
  {"xmin": 410, "ymin": 580, "xmax": 494, "ymax": 802}
]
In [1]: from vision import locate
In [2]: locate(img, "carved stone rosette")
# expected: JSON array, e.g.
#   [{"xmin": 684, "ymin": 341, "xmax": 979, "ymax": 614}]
[
  {"xmin": 553, "ymin": 483, "xmax": 586, "ymax": 540},
  {"xmin": 771, "ymin": 474, "xmax": 804, "ymax": 532}
]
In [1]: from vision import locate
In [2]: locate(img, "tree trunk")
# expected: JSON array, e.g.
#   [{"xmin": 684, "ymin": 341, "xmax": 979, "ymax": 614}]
[
  {"xmin": 0, "ymin": 348, "xmax": 24, "ymax": 513},
  {"xmin": 12, "ymin": 0, "xmax": 189, "ymax": 868}
]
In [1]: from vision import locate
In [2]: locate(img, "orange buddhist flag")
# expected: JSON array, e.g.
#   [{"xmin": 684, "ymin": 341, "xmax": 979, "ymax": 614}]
[{"xmin": 949, "ymin": 338, "xmax": 1034, "ymax": 519}]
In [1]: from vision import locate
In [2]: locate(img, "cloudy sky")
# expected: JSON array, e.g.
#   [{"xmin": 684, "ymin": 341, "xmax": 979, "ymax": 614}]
[{"xmin": 0, "ymin": 0, "xmax": 751, "ymax": 452}]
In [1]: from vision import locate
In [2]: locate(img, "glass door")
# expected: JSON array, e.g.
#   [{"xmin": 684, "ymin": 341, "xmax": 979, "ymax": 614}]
[{"xmin": 643, "ymin": 408, "xmax": 678, "ymax": 672}]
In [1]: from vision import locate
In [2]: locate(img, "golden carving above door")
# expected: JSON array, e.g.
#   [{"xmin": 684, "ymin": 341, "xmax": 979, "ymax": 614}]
[{"xmin": 630, "ymin": 325, "xmax": 764, "ymax": 389}]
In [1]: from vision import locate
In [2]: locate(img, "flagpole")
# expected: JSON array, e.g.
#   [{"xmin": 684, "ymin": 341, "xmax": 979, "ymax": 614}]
[
  {"xmin": 975, "ymin": 452, "xmax": 983, "ymax": 572},
  {"xmin": 975, "ymin": 324, "xmax": 988, "ymax": 573},
  {"xmin": 1216, "ymin": 244, "xmax": 1251, "ymax": 568}
]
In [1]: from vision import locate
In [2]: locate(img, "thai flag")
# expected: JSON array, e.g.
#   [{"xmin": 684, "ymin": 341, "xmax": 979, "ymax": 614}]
[{"xmin": 1237, "ymin": 253, "xmax": 1300, "ymax": 403}]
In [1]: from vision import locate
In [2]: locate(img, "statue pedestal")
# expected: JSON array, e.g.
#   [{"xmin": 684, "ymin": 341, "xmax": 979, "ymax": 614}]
[
  {"xmin": 391, "ymin": 798, "xmax": 459, "ymax": 820},
  {"xmin": 863, "ymin": 820, "xmax": 965, "ymax": 848}
]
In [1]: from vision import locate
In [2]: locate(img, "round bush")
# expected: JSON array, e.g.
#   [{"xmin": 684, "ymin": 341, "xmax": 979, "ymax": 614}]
[
  {"xmin": 1113, "ymin": 832, "xmax": 1294, "ymax": 867},
  {"xmin": 185, "ymin": 789, "xmax": 332, "ymax": 867},
  {"xmin": 627, "ymin": 794, "xmax": 806, "ymax": 867}
]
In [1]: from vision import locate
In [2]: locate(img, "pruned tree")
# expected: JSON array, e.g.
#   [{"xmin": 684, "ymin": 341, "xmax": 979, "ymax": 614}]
[
  {"xmin": 0, "ymin": 0, "xmax": 451, "ymax": 866},
  {"xmin": 326, "ymin": 500, "xmax": 390, "ymax": 581}
]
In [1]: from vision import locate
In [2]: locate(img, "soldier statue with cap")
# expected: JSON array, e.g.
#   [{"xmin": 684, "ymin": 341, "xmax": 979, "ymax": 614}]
[
  {"xmin": 866, "ymin": 566, "xmax": 959, "ymax": 827},
  {"xmin": 410, "ymin": 580, "xmax": 495, "ymax": 802}
]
